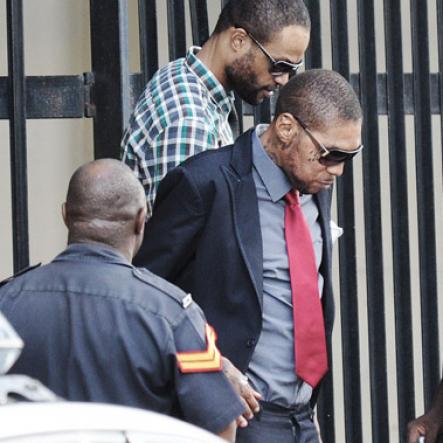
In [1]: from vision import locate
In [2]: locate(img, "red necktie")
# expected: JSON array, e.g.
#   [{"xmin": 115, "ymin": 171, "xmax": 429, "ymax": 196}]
[{"xmin": 284, "ymin": 190, "xmax": 328, "ymax": 388}]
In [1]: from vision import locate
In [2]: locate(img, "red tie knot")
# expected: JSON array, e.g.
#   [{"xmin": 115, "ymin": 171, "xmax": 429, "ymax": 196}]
[{"xmin": 284, "ymin": 189, "xmax": 300, "ymax": 207}]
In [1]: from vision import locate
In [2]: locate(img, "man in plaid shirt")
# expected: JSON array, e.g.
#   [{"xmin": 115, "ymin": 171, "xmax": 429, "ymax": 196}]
[{"xmin": 121, "ymin": 0, "xmax": 311, "ymax": 215}]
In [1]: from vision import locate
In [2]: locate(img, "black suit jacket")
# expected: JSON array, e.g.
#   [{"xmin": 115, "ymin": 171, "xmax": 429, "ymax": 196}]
[{"xmin": 136, "ymin": 129, "xmax": 335, "ymax": 380}]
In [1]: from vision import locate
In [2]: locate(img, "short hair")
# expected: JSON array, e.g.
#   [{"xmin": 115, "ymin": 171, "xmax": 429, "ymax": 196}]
[
  {"xmin": 65, "ymin": 159, "xmax": 145, "ymax": 248},
  {"xmin": 275, "ymin": 69, "xmax": 362, "ymax": 129},
  {"xmin": 213, "ymin": 0, "xmax": 310, "ymax": 44}
]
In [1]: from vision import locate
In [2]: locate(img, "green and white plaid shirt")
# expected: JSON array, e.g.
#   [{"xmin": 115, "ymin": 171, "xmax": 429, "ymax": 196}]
[{"xmin": 121, "ymin": 46, "xmax": 234, "ymax": 215}]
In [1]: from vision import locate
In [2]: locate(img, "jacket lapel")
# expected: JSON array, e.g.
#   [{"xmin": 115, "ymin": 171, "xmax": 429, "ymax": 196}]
[
  {"xmin": 314, "ymin": 189, "xmax": 333, "ymax": 261},
  {"xmin": 314, "ymin": 188, "xmax": 335, "ymax": 334},
  {"xmin": 222, "ymin": 130, "xmax": 263, "ymax": 309}
]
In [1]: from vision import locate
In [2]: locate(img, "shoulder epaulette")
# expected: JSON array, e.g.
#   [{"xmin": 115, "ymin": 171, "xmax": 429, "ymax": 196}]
[
  {"xmin": 131, "ymin": 267, "xmax": 193, "ymax": 309},
  {"xmin": 0, "ymin": 263, "xmax": 42, "ymax": 288}
]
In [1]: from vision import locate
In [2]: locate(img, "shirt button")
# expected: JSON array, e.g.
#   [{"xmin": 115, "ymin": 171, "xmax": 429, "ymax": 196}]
[{"xmin": 246, "ymin": 338, "xmax": 256, "ymax": 348}]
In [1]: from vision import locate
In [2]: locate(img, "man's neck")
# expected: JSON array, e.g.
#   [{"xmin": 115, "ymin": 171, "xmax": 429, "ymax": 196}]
[
  {"xmin": 197, "ymin": 35, "xmax": 229, "ymax": 90},
  {"xmin": 259, "ymin": 126, "xmax": 279, "ymax": 159},
  {"xmin": 67, "ymin": 238, "xmax": 132, "ymax": 263}
]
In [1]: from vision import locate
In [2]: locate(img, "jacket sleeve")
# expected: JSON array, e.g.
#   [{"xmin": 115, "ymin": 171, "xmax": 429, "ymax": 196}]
[{"xmin": 133, "ymin": 165, "xmax": 206, "ymax": 284}]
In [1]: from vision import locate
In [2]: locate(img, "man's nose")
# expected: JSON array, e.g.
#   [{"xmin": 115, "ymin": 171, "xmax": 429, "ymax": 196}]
[
  {"xmin": 326, "ymin": 162, "xmax": 345, "ymax": 177},
  {"xmin": 273, "ymin": 72, "xmax": 290, "ymax": 86}
]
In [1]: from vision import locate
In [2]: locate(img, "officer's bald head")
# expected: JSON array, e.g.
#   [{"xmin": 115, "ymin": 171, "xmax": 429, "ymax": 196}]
[{"xmin": 63, "ymin": 159, "xmax": 146, "ymax": 259}]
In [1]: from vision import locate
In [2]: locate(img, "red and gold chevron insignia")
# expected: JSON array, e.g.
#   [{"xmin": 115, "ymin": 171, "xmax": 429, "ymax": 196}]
[{"xmin": 176, "ymin": 324, "xmax": 222, "ymax": 373}]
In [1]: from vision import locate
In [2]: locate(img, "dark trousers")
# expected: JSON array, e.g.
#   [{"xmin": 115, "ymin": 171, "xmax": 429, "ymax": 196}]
[{"xmin": 236, "ymin": 401, "xmax": 320, "ymax": 443}]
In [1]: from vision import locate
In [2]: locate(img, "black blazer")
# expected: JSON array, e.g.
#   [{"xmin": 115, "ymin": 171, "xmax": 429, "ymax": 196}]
[{"xmin": 136, "ymin": 129, "xmax": 335, "ymax": 378}]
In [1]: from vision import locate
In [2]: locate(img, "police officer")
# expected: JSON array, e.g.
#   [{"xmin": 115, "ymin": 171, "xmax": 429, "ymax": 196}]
[{"xmin": 0, "ymin": 159, "xmax": 244, "ymax": 441}]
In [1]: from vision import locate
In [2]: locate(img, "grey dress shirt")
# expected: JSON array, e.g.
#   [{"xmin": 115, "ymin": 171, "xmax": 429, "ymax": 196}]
[{"xmin": 246, "ymin": 125, "xmax": 324, "ymax": 407}]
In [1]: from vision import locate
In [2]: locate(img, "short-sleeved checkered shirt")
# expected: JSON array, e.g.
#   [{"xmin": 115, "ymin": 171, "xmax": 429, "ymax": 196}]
[{"xmin": 121, "ymin": 46, "xmax": 234, "ymax": 215}]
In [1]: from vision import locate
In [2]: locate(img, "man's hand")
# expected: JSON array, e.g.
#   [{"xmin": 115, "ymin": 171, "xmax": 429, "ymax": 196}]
[
  {"xmin": 222, "ymin": 357, "xmax": 262, "ymax": 426},
  {"xmin": 407, "ymin": 379, "xmax": 443, "ymax": 443},
  {"xmin": 407, "ymin": 410, "xmax": 441, "ymax": 443}
]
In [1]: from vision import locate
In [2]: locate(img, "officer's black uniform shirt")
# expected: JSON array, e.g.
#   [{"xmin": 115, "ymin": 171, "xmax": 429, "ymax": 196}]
[{"xmin": 0, "ymin": 243, "xmax": 243, "ymax": 433}]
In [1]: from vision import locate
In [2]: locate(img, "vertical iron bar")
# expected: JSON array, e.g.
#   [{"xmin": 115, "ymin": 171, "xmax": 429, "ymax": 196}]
[
  {"xmin": 357, "ymin": 1, "xmax": 390, "ymax": 442},
  {"xmin": 253, "ymin": 100, "xmax": 272, "ymax": 125},
  {"xmin": 438, "ymin": 0, "xmax": 443, "ymax": 178},
  {"xmin": 410, "ymin": 0, "xmax": 440, "ymax": 408},
  {"xmin": 167, "ymin": 0, "xmax": 186, "ymax": 60},
  {"xmin": 330, "ymin": 0, "xmax": 350, "ymax": 77},
  {"xmin": 330, "ymin": 1, "xmax": 360, "ymax": 442},
  {"xmin": 118, "ymin": 0, "xmax": 131, "ymax": 131},
  {"xmin": 6, "ymin": 0, "xmax": 29, "ymax": 272},
  {"xmin": 302, "ymin": 2, "xmax": 327, "ymax": 436},
  {"xmin": 384, "ymin": 0, "xmax": 415, "ymax": 439},
  {"xmin": 138, "ymin": 0, "xmax": 158, "ymax": 85},
  {"xmin": 303, "ymin": 0, "xmax": 322, "ymax": 69},
  {"xmin": 189, "ymin": 0, "xmax": 209, "ymax": 46},
  {"xmin": 90, "ymin": 0, "xmax": 131, "ymax": 159}
]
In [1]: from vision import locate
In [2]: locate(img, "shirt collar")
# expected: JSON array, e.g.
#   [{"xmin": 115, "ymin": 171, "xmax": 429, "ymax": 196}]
[
  {"xmin": 53, "ymin": 243, "xmax": 133, "ymax": 268},
  {"xmin": 185, "ymin": 46, "xmax": 234, "ymax": 114},
  {"xmin": 252, "ymin": 125, "xmax": 292, "ymax": 202}
]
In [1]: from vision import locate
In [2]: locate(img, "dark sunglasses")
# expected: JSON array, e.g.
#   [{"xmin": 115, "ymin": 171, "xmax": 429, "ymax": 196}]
[
  {"xmin": 293, "ymin": 115, "xmax": 363, "ymax": 166},
  {"xmin": 239, "ymin": 27, "xmax": 304, "ymax": 77}
]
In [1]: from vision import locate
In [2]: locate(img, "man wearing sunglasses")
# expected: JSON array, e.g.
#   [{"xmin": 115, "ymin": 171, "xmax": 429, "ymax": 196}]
[
  {"xmin": 135, "ymin": 69, "xmax": 363, "ymax": 443},
  {"xmin": 121, "ymin": 0, "xmax": 310, "ymax": 216}
]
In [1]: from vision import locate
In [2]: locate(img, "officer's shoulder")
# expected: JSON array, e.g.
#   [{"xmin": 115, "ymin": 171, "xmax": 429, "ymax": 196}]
[
  {"xmin": 131, "ymin": 267, "xmax": 194, "ymax": 310},
  {"xmin": 0, "ymin": 263, "xmax": 42, "ymax": 288}
]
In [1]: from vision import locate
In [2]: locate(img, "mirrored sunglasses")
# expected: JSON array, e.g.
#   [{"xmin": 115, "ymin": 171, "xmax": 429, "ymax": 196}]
[
  {"xmin": 318, "ymin": 145, "xmax": 364, "ymax": 166},
  {"xmin": 240, "ymin": 27, "xmax": 304, "ymax": 76},
  {"xmin": 293, "ymin": 115, "xmax": 363, "ymax": 166}
]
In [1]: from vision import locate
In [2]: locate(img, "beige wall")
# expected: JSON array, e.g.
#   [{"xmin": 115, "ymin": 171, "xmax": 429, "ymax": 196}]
[
  {"xmin": 0, "ymin": 0, "xmax": 93, "ymax": 277},
  {"xmin": 0, "ymin": 1, "xmax": 442, "ymax": 442}
]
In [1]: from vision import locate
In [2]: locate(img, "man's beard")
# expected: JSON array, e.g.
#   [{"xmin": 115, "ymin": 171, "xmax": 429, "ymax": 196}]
[{"xmin": 225, "ymin": 52, "xmax": 268, "ymax": 105}]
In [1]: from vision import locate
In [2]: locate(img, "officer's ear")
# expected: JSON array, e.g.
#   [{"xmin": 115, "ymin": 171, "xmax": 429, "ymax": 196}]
[
  {"xmin": 135, "ymin": 206, "xmax": 146, "ymax": 236},
  {"xmin": 61, "ymin": 203, "xmax": 68, "ymax": 228}
]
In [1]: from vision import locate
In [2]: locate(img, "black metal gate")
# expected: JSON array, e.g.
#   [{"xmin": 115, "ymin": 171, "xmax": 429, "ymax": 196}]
[{"xmin": 2, "ymin": 1, "xmax": 442, "ymax": 442}]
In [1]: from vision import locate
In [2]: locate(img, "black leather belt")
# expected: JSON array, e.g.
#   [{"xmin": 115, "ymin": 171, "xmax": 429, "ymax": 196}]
[{"xmin": 257, "ymin": 401, "xmax": 314, "ymax": 421}]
